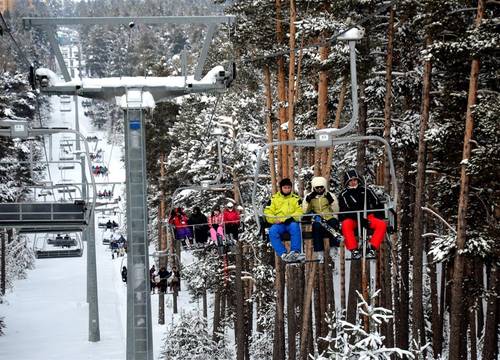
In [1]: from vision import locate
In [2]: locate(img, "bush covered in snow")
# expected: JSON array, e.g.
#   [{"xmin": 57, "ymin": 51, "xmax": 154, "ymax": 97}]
[{"xmin": 159, "ymin": 311, "xmax": 233, "ymax": 360}]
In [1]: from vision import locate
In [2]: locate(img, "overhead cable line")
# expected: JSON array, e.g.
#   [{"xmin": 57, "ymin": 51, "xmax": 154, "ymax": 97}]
[{"xmin": 0, "ymin": 11, "xmax": 33, "ymax": 69}]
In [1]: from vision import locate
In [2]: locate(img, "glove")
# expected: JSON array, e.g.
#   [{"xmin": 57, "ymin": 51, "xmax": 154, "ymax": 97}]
[
  {"xmin": 313, "ymin": 215, "xmax": 323, "ymax": 223},
  {"xmin": 283, "ymin": 217, "xmax": 294, "ymax": 225},
  {"xmin": 360, "ymin": 218, "xmax": 370, "ymax": 228},
  {"xmin": 305, "ymin": 192, "xmax": 317, "ymax": 203},
  {"xmin": 325, "ymin": 192, "xmax": 334, "ymax": 204}
]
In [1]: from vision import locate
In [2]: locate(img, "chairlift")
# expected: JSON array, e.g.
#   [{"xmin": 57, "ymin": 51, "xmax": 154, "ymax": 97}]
[
  {"xmin": 251, "ymin": 27, "xmax": 398, "ymax": 264},
  {"xmin": 34, "ymin": 233, "xmax": 83, "ymax": 258},
  {"xmin": 0, "ymin": 128, "xmax": 97, "ymax": 237},
  {"xmin": 58, "ymin": 164, "xmax": 75, "ymax": 170}
]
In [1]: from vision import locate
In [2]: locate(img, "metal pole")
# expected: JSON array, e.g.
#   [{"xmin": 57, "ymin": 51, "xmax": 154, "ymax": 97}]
[
  {"xmin": 82, "ymin": 155, "xmax": 100, "ymax": 342},
  {"xmin": 87, "ymin": 212, "xmax": 100, "ymax": 342},
  {"xmin": 0, "ymin": 230, "xmax": 5, "ymax": 296},
  {"xmin": 124, "ymin": 105, "xmax": 153, "ymax": 360}
]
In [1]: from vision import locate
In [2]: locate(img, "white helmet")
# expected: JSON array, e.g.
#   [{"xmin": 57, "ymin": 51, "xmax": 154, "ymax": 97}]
[
  {"xmin": 226, "ymin": 202, "xmax": 234, "ymax": 208},
  {"xmin": 311, "ymin": 176, "xmax": 328, "ymax": 190}
]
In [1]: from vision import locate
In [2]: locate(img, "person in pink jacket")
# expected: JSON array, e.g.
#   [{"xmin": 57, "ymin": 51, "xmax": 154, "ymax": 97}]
[{"xmin": 208, "ymin": 206, "xmax": 225, "ymax": 244}]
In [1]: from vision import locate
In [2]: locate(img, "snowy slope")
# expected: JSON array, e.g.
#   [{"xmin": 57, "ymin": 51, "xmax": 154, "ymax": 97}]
[{"xmin": 0, "ymin": 43, "xmax": 193, "ymax": 359}]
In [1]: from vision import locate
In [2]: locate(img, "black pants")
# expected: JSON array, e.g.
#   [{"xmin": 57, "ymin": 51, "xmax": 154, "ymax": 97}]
[{"xmin": 225, "ymin": 224, "xmax": 239, "ymax": 241}]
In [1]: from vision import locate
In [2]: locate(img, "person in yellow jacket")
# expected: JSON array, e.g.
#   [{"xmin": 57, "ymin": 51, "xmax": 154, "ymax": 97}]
[
  {"xmin": 264, "ymin": 178, "xmax": 304, "ymax": 262},
  {"xmin": 302, "ymin": 176, "xmax": 342, "ymax": 258}
]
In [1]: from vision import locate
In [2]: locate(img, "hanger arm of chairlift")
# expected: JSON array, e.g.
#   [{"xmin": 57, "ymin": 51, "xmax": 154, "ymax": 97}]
[{"xmin": 251, "ymin": 135, "xmax": 398, "ymax": 227}]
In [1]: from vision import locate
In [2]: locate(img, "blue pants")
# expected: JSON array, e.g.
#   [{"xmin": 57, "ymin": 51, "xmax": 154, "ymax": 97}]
[{"xmin": 269, "ymin": 222, "xmax": 302, "ymax": 256}]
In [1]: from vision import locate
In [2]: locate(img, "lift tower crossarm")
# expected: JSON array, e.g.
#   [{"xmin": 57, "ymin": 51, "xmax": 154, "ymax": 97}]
[{"xmin": 22, "ymin": 16, "xmax": 236, "ymax": 28}]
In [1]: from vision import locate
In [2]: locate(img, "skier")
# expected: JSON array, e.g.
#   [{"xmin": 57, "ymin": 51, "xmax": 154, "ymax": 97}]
[
  {"xmin": 188, "ymin": 207, "xmax": 209, "ymax": 246},
  {"xmin": 223, "ymin": 202, "xmax": 240, "ymax": 242},
  {"xmin": 121, "ymin": 266, "xmax": 127, "ymax": 283},
  {"xmin": 158, "ymin": 266, "xmax": 170, "ymax": 294},
  {"xmin": 302, "ymin": 176, "xmax": 342, "ymax": 260},
  {"xmin": 263, "ymin": 178, "xmax": 304, "ymax": 262},
  {"xmin": 338, "ymin": 169, "xmax": 387, "ymax": 259},
  {"xmin": 208, "ymin": 206, "xmax": 225, "ymax": 245},
  {"xmin": 149, "ymin": 265, "xmax": 157, "ymax": 294}
]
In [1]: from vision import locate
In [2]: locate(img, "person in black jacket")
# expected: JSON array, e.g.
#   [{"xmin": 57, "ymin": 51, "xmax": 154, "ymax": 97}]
[
  {"xmin": 121, "ymin": 266, "xmax": 127, "ymax": 283},
  {"xmin": 338, "ymin": 169, "xmax": 387, "ymax": 259},
  {"xmin": 188, "ymin": 207, "xmax": 209, "ymax": 246}
]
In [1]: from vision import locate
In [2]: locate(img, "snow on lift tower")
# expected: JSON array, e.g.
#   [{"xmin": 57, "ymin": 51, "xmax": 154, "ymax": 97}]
[{"xmin": 23, "ymin": 15, "xmax": 236, "ymax": 360}]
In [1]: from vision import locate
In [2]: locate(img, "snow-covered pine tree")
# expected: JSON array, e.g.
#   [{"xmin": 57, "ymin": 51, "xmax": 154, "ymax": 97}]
[
  {"xmin": 316, "ymin": 290, "xmax": 415, "ymax": 360},
  {"xmin": 160, "ymin": 310, "xmax": 233, "ymax": 360}
]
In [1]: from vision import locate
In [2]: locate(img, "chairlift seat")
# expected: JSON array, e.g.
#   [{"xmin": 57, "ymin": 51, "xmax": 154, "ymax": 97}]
[
  {"xmin": 36, "ymin": 248, "xmax": 83, "ymax": 259},
  {"xmin": 58, "ymin": 188, "xmax": 76, "ymax": 193},
  {"xmin": 0, "ymin": 202, "xmax": 87, "ymax": 228},
  {"xmin": 58, "ymin": 164, "xmax": 75, "ymax": 170}
]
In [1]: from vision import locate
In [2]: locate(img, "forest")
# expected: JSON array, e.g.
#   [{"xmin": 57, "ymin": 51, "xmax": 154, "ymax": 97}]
[{"xmin": 0, "ymin": 0, "xmax": 498, "ymax": 359}]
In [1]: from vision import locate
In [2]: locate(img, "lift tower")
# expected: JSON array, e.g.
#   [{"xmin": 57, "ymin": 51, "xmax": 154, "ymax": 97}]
[{"xmin": 23, "ymin": 15, "xmax": 235, "ymax": 360}]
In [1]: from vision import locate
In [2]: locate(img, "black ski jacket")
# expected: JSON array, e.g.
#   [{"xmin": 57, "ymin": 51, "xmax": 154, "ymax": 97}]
[{"xmin": 338, "ymin": 186, "xmax": 385, "ymax": 221}]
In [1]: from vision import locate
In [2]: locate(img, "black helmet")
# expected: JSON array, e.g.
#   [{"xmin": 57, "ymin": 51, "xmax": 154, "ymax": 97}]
[
  {"xmin": 343, "ymin": 169, "xmax": 361, "ymax": 187},
  {"xmin": 279, "ymin": 178, "xmax": 293, "ymax": 188}
]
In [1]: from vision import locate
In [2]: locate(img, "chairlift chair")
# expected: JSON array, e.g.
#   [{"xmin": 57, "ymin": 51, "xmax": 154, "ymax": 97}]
[
  {"xmin": 58, "ymin": 163, "xmax": 75, "ymax": 170},
  {"xmin": 251, "ymin": 27, "xmax": 398, "ymax": 264}
]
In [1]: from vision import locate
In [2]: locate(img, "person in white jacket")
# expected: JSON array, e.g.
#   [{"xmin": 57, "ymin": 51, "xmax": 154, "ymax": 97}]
[{"xmin": 302, "ymin": 176, "xmax": 342, "ymax": 258}]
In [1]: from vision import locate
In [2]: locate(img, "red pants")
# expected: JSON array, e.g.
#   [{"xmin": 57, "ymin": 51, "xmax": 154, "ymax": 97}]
[{"xmin": 341, "ymin": 214, "xmax": 387, "ymax": 251}]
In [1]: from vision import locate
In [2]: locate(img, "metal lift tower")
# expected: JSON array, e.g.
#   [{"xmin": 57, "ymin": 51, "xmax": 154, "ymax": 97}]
[{"xmin": 23, "ymin": 15, "xmax": 235, "ymax": 360}]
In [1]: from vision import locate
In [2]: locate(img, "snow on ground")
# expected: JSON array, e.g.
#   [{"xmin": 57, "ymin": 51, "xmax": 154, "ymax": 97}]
[{"xmin": 0, "ymin": 52, "xmax": 198, "ymax": 359}]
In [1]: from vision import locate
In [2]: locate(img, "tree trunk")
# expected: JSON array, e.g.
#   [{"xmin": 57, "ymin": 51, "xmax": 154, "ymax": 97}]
[
  {"xmin": 213, "ymin": 287, "xmax": 222, "ymax": 342},
  {"xmin": 482, "ymin": 263, "xmax": 499, "ymax": 360},
  {"xmin": 412, "ymin": 35, "xmax": 432, "ymax": 347},
  {"xmin": 300, "ymin": 262, "xmax": 317, "ymax": 360},
  {"xmin": 381, "ymin": 7, "xmax": 396, "ymax": 347},
  {"xmin": 234, "ymin": 242, "xmax": 245, "ymax": 360},
  {"xmin": 158, "ymin": 152, "xmax": 166, "ymax": 325},
  {"xmin": 315, "ymin": 39, "xmax": 329, "ymax": 176},
  {"xmin": 427, "ymin": 236, "xmax": 442, "ymax": 357},
  {"xmin": 287, "ymin": 0, "xmax": 296, "ymax": 182},
  {"xmin": 449, "ymin": 2, "xmax": 486, "ymax": 357},
  {"xmin": 275, "ymin": 0, "xmax": 288, "ymax": 180},
  {"xmin": 264, "ymin": 65, "xmax": 277, "ymax": 193},
  {"xmin": 287, "ymin": 266, "xmax": 298, "ymax": 360},
  {"xmin": 396, "ymin": 148, "xmax": 413, "ymax": 350},
  {"xmin": 202, "ymin": 288, "xmax": 208, "ymax": 318},
  {"xmin": 273, "ymin": 256, "xmax": 285, "ymax": 360},
  {"xmin": 356, "ymin": 83, "xmax": 367, "ymax": 174}
]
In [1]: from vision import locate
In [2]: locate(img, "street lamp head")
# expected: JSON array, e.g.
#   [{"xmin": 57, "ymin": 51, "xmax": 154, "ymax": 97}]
[
  {"xmin": 337, "ymin": 27, "xmax": 365, "ymax": 41},
  {"xmin": 212, "ymin": 128, "xmax": 224, "ymax": 136}
]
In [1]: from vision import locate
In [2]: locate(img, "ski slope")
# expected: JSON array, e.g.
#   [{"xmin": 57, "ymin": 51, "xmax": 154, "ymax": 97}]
[{"xmin": 0, "ymin": 53, "xmax": 196, "ymax": 359}]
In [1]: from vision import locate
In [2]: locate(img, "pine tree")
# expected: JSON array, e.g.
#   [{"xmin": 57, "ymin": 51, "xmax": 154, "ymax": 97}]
[{"xmin": 160, "ymin": 311, "xmax": 233, "ymax": 360}]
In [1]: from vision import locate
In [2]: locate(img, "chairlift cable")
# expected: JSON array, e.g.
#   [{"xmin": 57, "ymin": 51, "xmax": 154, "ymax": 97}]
[{"xmin": 0, "ymin": 11, "xmax": 32, "ymax": 69}]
